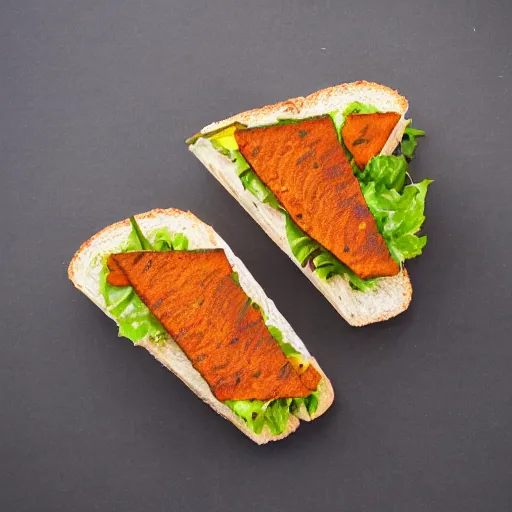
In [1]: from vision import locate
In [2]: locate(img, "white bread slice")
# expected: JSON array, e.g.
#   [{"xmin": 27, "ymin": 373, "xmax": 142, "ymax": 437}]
[
  {"xmin": 68, "ymin": 208, "xmax": 334, "ymax": 444},
  {"xmin": 189, "ymin": 81, "xmax": 413, "ymax": 326}
]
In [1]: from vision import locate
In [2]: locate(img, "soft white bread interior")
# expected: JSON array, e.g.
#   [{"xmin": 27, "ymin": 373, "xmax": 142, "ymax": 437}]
[
  {"xmin": 189, "ymin": 81, "xmax": 412, "ymax": 326},
  {"xmin": 68, "ymin": 208, "xmax": 334, "ymax": 444}
]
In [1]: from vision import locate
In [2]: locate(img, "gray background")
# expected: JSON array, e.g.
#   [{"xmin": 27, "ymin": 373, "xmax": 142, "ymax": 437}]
[{"xmin": 2, "ymin": 1, "xmax": 511, "ymax": 510}]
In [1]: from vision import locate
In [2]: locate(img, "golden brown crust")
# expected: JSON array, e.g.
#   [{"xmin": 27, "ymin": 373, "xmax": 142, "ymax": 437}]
[
  {"xmin": 68, "ymin": 209, "xmax": 206, "ymax": 283},
  {"xmin": 200, "ymin": 81, "xmax": 408, "ymax": 134},
  {"xmin": 201, "ymin": 98, "xmax": 304, "ymax": 134},
  {"xmin": 302, "ymin": 80, "xmax": 409, "ymax": 114}
]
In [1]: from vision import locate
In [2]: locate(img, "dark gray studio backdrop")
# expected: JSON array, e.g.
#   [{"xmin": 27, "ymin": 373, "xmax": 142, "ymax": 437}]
[{"xmin": 2, "ymin": 1, "xmax": 511, "ymax": 511}]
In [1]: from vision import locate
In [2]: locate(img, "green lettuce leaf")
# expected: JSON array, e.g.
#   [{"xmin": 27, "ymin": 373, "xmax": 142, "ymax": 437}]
[
  {"xmin": 224, "ymin": 399, "xmax": 268, "ymax": 434},
  {"xmin": 230, "ymin": 271, "xmax": 240, "ymax": 286},
  {"xmin": 401, "ymin": 125, "xmax": 426, "ymax": 159},
  {"xmin": 305, "ymin": 389, "xmax": 320, "ymax": 415},
  {"xmin": 264, "ymin": 398, "xmax": 293, "ymax": 435},
  {"xmin": 361, "ymin": 163, "xmax": 433, "ymax": 262},
  {"xmin": 404, "ymin": 126, "xmax": 426, "ymax": 136},
  {"xmin": 284, "ymin": 213, "xmax": 320, "ymax": 266},
  {"xmin": 226, "ymin": 394, "xmax": 320, "ymax": 435},
  {"xmin": 224, "ymin": 398, "xmax": 293, "ymax": 436},
  {"xmin": 239, "ymin": 168, "xmax": 281, "ymax": 209},
  {"xmin": 171, "ymin": 233, "xmax": 189, "ymax": 251},
  {"xmin": 150, "ymin": 229, "xmax": 190, "ymax": 251},
  {"xmin": 292, "ymin": 387, "xmax": 320, "ymax": 416},
  {"xmin": 99, "ymin": 221, "xmax": 189, "ymax": 344},
  {"xmin": 267, "ymin": 324, "xmax": 299, "ymax": 357},
  {"xmin": 99, "ymin": 268, "xmax": 166, "ymax": 343},
  {"xmin": 204, "ymin": 130, "xmax": 280, "ymax": 210},
  {"xmin": 360, "ymin": 154, "xmax": 407, "ymax": 191},
  {"xmin": 230, "ymin": 149, "xmax": 250, "ymax": 175},
  {"xmin": 343, "ymin": 101, "xmax": 380, "ymax": 116},
  {"xmin": 328, "ymin": 110, "xmax": 344, "ymax": 142},
  {"xmin": 129, "ymin": 217, "xmax": 154, "ymax": 250},
  {"xmin": 285, "ymin": 214, "xmax": 374, "ymax": 291},
  {"xmin": 312, "ymin": 251, "xmax": 376, "ymax": 291}
]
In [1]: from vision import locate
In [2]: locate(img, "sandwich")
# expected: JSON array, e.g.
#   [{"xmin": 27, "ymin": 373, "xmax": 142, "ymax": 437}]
[
  {"xmin": 68, "ymin": 208, "xmax": 334, "ymax": 444},
  {"xmin": 187, "ymin": 81, "xmax": 432, "ymax": 326}
]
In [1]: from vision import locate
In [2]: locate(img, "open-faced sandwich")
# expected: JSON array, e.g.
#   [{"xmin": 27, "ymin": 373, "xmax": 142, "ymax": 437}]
[
  {"xmin": 187, "ymin": 81, "xmax": 432, "ymax": 326},
  {"xmin": 68, "ymin": 209, "xmax": 333, "ymax": 443}
]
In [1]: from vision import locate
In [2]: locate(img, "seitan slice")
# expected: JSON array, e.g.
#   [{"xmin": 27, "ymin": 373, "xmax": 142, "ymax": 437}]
[
  {"xmin": 342, "ymin": 112, "xmax": 400, "ymax": 169},
  {"xmin": 235, "ymin": 116, "xmax": 399, "ymax": 278},
  {"xmin": 107, "ymin": 250, "xmax": 321, "ymax": 401}
]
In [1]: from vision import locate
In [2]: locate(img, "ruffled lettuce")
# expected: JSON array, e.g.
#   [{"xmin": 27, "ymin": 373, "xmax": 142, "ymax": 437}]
[
  {"xmin": 401, "ymin": 126, "xmax": 426, "ymax": 159},
  {"xmin": 311, "ymin": 250, "xmax": 376, "ymax": 291},
  {"xmin": 344, "ymin": 101, "xmax": 380, "ymax": 116},
  {"xmin": 360, "ymin": 153, "xmax": 408, "ymax": 191},
  {"xmin": 100, "ymin": 218, "xmax": 318, "ymax": 433},
  {"xmin": 359, "ymin": 157, "xmax": 432, "ymax": 262},
  {"xmin": 225, "ymin": 391, "xmax": 320, "ymax": 436},
  {"xmin": 151, "ymin": 229, "xmax": 189, "ymax": 251},
  {"xmin": 226, "ymin": 377, "xmax": 321, "ymax": 437},
  {"xmin": 99, "ymin": 272, "xmax": 166, "ymax": 343},
  {"xmin": 99, "ymin": 219, "xmax": 186, "ymax": 344},
  {"xmin": 225, "ymin": 398, "xmax": 293, "ymax": 435},
  {"xmin": 291, "ymin": 387, "xmax": 320, "ymax": 417}
]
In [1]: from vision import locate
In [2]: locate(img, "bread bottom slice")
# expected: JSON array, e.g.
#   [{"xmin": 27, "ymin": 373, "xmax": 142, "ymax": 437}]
[
  {"xmin": 189, "ymin": 81, "xmax": 413, "ymax": 326},
  {"xmin": 68, "ymin": 208, "xmax": 334, "ymax": 444}
]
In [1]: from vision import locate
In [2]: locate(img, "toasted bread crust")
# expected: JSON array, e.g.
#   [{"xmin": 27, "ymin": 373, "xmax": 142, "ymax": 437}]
[{"xmin": 200, "ymin": 81, "xmax": 408, "ymax": 134}]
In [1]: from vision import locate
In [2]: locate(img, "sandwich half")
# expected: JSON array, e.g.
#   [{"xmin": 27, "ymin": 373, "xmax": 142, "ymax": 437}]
[
  {"xmin": 68, "ymin": 208, "xmax": 334, "ymax": 444},
  {"xmin": 187, "ymin": 81, "xmax": 432, "ymax": 326}
]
